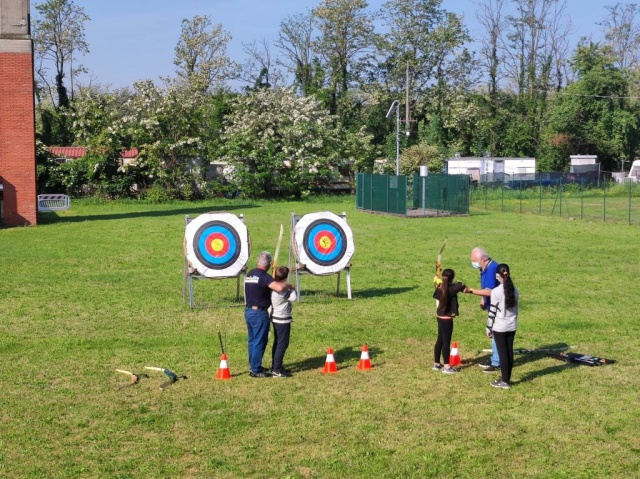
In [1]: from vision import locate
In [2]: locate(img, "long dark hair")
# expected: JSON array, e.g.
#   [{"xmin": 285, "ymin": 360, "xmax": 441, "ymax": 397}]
[
  {"xmin": 497, "ymin": 264, "xmax": 517, "ymax": 308},
  {"xmin": 439, "ymin": 269, "xmax": 455, "ymax": 310}
]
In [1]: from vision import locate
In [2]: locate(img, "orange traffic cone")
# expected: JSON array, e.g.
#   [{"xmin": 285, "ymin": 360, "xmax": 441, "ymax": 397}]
[
  {"xmin": 357, "ymin": 345, "xmax": 373, "ymax": 370},
  {"xmin": 215, "ymin": 353, "xmax": 232, "ymax": 380},
  {"xmin": 322, "ymin": 347, "xmax": 339, "ymax": 374},
  {"xmin": 449, "ymin": 342, "xmax": 461, "ymax": 367}
]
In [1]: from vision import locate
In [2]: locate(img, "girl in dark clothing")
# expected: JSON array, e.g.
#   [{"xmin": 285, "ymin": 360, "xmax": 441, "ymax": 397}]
[{"xmin": 433, "ymin": 269, "xmax": 467, "ymax": 374}]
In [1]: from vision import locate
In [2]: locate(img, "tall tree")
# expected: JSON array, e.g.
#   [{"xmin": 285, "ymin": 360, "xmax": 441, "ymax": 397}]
[
  {"xmin": 500, "ymin": 0, "xmax": 571, "ymax": 96},
  {"xmin": 477, "ymin": 0, "xmax": 506, "ymax": 100},
  {"xmin": 599, "ymin": 2, "xmax": 640, "ymax": 70},
  {"xmin": 32, "ymin": 0, "xmax": 90, "ymax": 108},
  {"xmin": 240, "ymin": 38, "xmax": 284, "ymax": 90},
  {"xmin": 541, "ymin": 42, "xmax": 640, "ymax": 171},
  {"xmin": 173, "ymin": 15, "xmax": 237, "ymax": 92},
  {"xmin": 275, "ymin": 12, "xmax": 319, "ymax": 95},
  {"xmin": 378, "ymin": 0, "xmax": 474, "ymax": 147},
  {"xmin": 312, "ymin": 0, "xmax": 376, "ymax": 115}
]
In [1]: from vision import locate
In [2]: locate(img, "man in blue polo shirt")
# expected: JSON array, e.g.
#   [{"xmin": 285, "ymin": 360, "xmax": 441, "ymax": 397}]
[
  {"xmin": 244, "ymin": 251, "xmax": 293, "ymax": 378},
  {"xmin": 469, "ymin": 247, "xmax": 501, "ymax": 372}
]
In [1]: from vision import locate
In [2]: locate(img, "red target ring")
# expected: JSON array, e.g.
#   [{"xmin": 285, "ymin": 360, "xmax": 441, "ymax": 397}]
[
  {"xmin": 204, "ymin": 232, "xmax": 230, "ymax": 257},
  {"xmin": 314, "ymin": 230, "xmax": 338, "ymax": 256}
]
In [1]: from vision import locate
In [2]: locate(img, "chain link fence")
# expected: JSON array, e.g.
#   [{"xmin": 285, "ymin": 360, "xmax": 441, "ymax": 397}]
[{"xmin": 470, "ymin": 175, "xmax": 640, "ymax": 225}]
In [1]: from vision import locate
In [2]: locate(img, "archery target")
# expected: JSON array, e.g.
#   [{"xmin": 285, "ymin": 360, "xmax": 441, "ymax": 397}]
[
  {"xmin": 294, "ymin": 211, "xmax": 354, "ymax": 275},
  {"xmin": 185, "ymin": 213, "xmax": 249, "ymax": 278}
]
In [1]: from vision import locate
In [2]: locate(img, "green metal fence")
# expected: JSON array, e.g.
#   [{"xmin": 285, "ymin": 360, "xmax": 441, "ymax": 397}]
[
  {"xmin": 469, "ymin": 177, "xmax": 640, "ymax": 225},
  {"xmin": 412, "ymin": 174, "xmax": 470, "ymax": 214},
  {"xmin": 356, "ymin": 173, "xmax": 470, "ymax": 216},
  {"xmin": 356, "ymin": 173, "xmax": 407, "ymax": 214}
]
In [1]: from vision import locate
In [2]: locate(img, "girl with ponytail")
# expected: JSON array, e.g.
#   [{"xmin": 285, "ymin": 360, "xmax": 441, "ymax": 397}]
[
  {"xmin": 432, "ymin": 268, "xmax": 468, "ymax": 374},
  {"xmin": 488, "ymin": 264, "xmax": 519, "ymax": 389}
]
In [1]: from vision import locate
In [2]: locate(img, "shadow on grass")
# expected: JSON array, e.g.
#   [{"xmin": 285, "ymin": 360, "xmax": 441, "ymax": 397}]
[
  {"xmin": 514, "ymin": 362, "xmax": 579, "ymax": 384},
  {"xmin": 287, "ymin": 345, "xmax": 384, "ymax": 373},
  {"xmin": 37, "ymin": 203, "xmax": 260, "ymax": 224},
  {"xmin": 355, "ymin": 286, "xmax": 418, "ymax": 298},
  {"xmin": 296, "ymin": 286, "xmax": 417, "ymax": 301},
  {"xmin": 462, "ymin": 342, "xmax": 572, "ymax": 372}
]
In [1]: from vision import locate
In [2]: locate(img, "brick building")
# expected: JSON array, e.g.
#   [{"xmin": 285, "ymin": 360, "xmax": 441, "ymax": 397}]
[{"xmin": 0, "ymin": 0, "xmax": 37, "ymax": 225}]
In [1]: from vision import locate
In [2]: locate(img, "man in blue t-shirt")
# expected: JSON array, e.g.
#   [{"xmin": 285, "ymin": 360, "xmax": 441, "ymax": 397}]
[
  {"xmin": 469, "ymin": 247, "xmax": 501, "ymax": 372},
  {"xmin": 244, "ymin": 251, "xmax": 293, "ymax": 378}
]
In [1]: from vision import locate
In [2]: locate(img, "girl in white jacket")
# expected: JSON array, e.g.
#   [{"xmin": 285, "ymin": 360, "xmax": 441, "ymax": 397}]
[{"xmin": 487, "ymin": 264, "xmax": 519, "ymax": 389}]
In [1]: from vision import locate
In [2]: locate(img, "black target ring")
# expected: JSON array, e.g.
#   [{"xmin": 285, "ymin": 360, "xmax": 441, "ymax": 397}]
[
  {"xmin": 302, "ymin": 219, "xmax": 348, "ymax": 267},
  {"xmin": 193, "ymin": 220, "xmax": 241, "ymax": 270}
]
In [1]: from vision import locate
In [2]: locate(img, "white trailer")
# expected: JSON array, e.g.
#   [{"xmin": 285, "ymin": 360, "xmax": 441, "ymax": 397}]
[
  {"xmin": 627, "ymin": 160, "xmax": 640, "ymax": 182},
  {"xmin": 446, "ymin": 157, "xmax": 536, "ymax": 177}
]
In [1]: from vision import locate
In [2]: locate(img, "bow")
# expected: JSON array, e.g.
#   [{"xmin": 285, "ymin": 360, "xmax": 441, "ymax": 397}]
[
  {"xmin": 272, "ymin": 223, "xmax": 284, "ymax": 275},
  {"xmin": 433, "ymin": 239, "xmax": 447, "ymax": 287},
  {"xmin": 145, "ymin": 366, "xmax": 188, "ymax": 390},
  {"xmin": 115, "ymin": 369, "xmax": 149, "ymax": 387},
  {"xmin": 217, "ymin": 323, "xmax": 225, "ymax": 355}
]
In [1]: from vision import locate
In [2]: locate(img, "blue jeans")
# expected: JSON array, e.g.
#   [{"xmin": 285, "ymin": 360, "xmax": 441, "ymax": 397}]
[
  {"xmin": 491, "ymin": 336, "xmax": 500, "ymax": 367},
  {"xmin": 245, "ymin": 308, "xmax": 270, "ymax": 373}
]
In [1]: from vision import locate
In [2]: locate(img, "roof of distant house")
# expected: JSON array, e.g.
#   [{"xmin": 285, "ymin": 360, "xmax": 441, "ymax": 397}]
[
  {"xmin": 49, "ymin": 146, "xmax": 87, "ymax": 158},
  {"xmin": 48, "ymin": 146, "xmax": 139, "ymax": 159},
  {"xmin": 121, "ymin": 148, "xmax": 138, "ymax": 159}
]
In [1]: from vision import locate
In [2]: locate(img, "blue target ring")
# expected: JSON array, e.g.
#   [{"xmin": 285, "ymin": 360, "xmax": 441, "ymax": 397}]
[
  {"xmin": 194, "ymin": 221, "xmax": 240, "ymax": 270},
  {"xmin": 303, "ymin": 220, "xmax": 347, "ymax": 266}
]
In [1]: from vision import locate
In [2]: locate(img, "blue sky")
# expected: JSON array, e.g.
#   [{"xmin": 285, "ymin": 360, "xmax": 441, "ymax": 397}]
[{"xmin": 55, "ymin": 0, "xmax": 612, "ymax": 89}]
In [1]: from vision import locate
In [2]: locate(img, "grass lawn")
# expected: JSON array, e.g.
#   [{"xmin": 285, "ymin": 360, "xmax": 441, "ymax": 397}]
[{"xmin": 2, "ymin": 196, "xmax": 639, "ymax": 478}]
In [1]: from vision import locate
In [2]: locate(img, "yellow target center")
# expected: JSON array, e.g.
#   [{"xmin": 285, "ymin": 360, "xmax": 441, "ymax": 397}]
[
  {"xmin": 210, "ymin": 238, "xmax": 224, "ymax": 252},
  {"xmin": 319, "ymin": 236, "xmax": 332, "ymax": 249}
]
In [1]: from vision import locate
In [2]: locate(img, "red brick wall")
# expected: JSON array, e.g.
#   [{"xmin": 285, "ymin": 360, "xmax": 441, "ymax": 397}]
[{"xmin": 0, "ymin": 48, "xmax": 37, "ymax": 226}]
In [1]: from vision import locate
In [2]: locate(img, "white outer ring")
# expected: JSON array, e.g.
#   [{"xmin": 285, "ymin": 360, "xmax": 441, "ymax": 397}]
[
  {"xmin": 294, "ymin": 211, "xmax": 355, "ymax": 275},
  {"xmin": 185, "ymin": 213, "xmax": 249, "ymax": 278}
]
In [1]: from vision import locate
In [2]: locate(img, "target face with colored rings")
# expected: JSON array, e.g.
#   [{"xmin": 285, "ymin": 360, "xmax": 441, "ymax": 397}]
[
  {"xmin": 294, "ymin": 211, "xmax": 355, "ymax": 275},
  {"xmin": 303, "ymin": 220, "xmax": 347, "ymax": 266},
  {"xmin": 195, "ymin": 221, "xmax": 239, "ymax": 269},
  {"xmin": 185, "ymin": 213, "xmax": 250, "ymax": 278}
]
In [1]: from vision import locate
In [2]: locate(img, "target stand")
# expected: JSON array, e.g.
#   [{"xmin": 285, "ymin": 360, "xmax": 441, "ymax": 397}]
[
  {"xmin": 289, "ymin": 211, "xmax": 354, "ymax": 301},
  {"xmin": 183, "ymin": 213, "xmax": 250, "ymax": 309}
]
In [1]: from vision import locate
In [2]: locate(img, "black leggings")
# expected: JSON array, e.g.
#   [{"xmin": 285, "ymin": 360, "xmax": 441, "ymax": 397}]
[
  {"xmin": 271, "ymin": 322, "xmax": 291, "ymax": 373},
  {"xmin": 493, "ymin": 330, "xmax": 516, "ymax": 383},
  {"xmin": 434, "ymin": 318, "xmax": 454, "ymax": 365}
]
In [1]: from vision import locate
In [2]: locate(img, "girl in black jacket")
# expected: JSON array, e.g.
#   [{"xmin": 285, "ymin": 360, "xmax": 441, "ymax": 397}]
[{"xmin": 433, "ymin": 269, "xmax": 467, "ymax": 374}]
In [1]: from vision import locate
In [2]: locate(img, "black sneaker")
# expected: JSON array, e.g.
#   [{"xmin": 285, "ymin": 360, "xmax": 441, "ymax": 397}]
[
  {"xmin": 478, "ymin": 362, "xmax": 491, "ymax": 369},
  {"xmin": 490, "ymin": 379, "xmax": 510, "ymax": 389},
  {"xmin": 271, "ymin": 370, "xmax": 292, "ymax": 378},
  {"xmin": 249, "ymin": 371, "xmax": 270, "ymax": 378},
  {"xmin": 483, "ymin": 365, "xmax": 499, "ymax": 373}
]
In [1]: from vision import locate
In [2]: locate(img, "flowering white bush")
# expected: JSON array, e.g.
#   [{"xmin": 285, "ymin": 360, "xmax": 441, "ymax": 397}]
[{"xmin": 222, "ymin": 87, "xmax": 371, "ymax": 197}]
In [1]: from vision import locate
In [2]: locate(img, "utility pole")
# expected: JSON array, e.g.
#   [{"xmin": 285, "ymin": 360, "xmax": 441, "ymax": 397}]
[
  {"xmin": 405, "ymin": 63, "xmax": 411, "ymax": 136},
  {"xmin": 386, "ymin": 100, "xmax": 400, "ymax": 175}
]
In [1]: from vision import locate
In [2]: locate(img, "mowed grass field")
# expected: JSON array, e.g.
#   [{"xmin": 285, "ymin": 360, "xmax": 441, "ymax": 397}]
[{"xmin": 1, "ymin": 196, "xmax": 639, "ymax": 478}]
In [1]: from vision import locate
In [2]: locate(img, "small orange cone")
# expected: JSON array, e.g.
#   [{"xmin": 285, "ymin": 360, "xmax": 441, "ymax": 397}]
[
  {"xmin": 215, "ymin": 353, "xmax": 232, "ymax": 380},
  {"xmin": 322, "ymin": 347, "xmax": 339, "ymax": 374},
  {"xmin": 357, "ymin": 345, "xmax": 373, "ymax": 370},
  {"xmin": 450, "ymin": 342, "xmax": 461, "ymax": 367}
]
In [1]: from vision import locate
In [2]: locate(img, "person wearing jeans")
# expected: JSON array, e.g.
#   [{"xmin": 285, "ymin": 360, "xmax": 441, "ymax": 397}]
[
  {"xmin": 244, "ymin": 251, "xmax": 293, "ymax": 378},
  {"xmin": 468, "ymin": 247, "xmax": 501, "ymax": 372}
]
